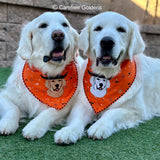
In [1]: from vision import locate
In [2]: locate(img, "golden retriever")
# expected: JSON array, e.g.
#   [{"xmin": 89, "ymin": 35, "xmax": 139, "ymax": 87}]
[
  {"xmin": 54, "ymin": 11, "xmax": 160, "ymax": 144},
  {"xmin": 0, "ymin": 12, "xmax": 80, "ymax": 141}
]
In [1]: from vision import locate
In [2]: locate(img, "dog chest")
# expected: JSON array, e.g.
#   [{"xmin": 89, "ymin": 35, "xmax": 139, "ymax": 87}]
[{"xmin": 22, "ymin": 61, "xmax": 78, "ymax": 110}]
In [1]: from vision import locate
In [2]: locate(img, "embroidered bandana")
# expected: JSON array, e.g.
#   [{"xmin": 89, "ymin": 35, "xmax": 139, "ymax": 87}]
[
  {"xmin": 83, "ymin": 59, "xmax": 136, "ymax": 114},
  {"xmin": 22, "ymin": 61, "xmax": 78, "ymax": 110}
]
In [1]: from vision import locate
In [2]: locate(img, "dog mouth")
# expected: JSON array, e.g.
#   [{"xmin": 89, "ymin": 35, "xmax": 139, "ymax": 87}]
[
  {"xmin": 97, "ymin": 86, "xmax": 103, "ymax": 90},
  {"xmin": 51, "ymin": 47, "xmax": 66, "ymax": 62},
  {"xmin": 96, "ymin": 56, "xmax": 118, "ymax": 66},
  {"xmin": 43, "ymin": 46, "xmax": 69, "ymax": 63},
  {"xmin": 96, "ymin": 85, "xmax": 105, "ymax": 90},
  {"xmin": 96, "ymin": 51, "xmax": 123, "ymax": 67},
  {"xmin": 52, "ymin": 85, "xmax": 61, "ymax": 91},
  {"xmin": 52, "ymin": 87, "xmax": 60, "ymax": 91}
]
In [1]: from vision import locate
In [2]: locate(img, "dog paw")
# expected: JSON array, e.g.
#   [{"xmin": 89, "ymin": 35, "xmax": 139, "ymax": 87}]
[
  {"xmin": 54, "ymin": 127, "xmax": 83, "ymax": 145},
  {"xmin": 87, "ymin": 122, "xmax": 112, "ymax": 140},
  {"xmin": 22, "ymin": 120, "xmax": 48, "ymax": 140},
  {"xmin": 0, "ymin": 119, "xmax": 19, "ymax": 135}
]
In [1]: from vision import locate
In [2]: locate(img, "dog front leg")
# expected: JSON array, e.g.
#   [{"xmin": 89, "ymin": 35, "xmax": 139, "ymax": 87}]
[
  {"xmin": 54, "ymin": 101, "xmax": 94, "ymax": 145},
  {"xmin": 23, "ymin": 108, "xmax": 67, "ymax": 140},
  {"xmin": 0, "ymin": 96, "xmax": 20, "ymax": 135},
  {"xmin": 87, "ymin": 107, "xmax": 142, "ymax": 140}
]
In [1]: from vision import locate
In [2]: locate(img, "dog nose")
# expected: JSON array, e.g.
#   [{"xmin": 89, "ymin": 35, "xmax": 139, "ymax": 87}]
[
  {"xmin": 99, "ymin": 83, "xmax": 103, "ymax": 87},
  {"xmin": 55, "ymin": 84, "xmax": 59, "ymax": 88},
  {"xmin": 100, "ymin": 36, "xmax": 115, "ymax": 50},
  {"xmin": 52, "ymin": 30, "xmax": 65, "ymax": 41}
]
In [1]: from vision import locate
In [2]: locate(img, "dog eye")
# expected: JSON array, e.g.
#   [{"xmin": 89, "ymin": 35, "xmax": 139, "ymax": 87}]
[
  {"xmin": 52, "ymin": 80, "xmax": 55, "ymax": 82},
  {"xmin": 97, "ymin": 78, "xmax": 100, "ymax": 80},
  {"xmin": 94, "ymin": 26, "xmax": 102, "ymax": 31},
  {"xmin": 39, "ymin": 23, "xmax": 48, "ymax": 28},
  {"xmin": 117, "ymin": 27, "xmax": 126, "ymax": 33},
  {"xmin": 62, "ymin": 22, "xmax": 68, "ymax": 27}
]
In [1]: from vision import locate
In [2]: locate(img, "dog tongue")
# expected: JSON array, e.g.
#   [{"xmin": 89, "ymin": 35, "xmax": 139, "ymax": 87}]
[
  {"xmin": 53, "ymin": 51, "xmax": 64, "ymax": 58},
  {"xmin": 102, "ymin": 56, "xmax": 111, "ymax": 60}
]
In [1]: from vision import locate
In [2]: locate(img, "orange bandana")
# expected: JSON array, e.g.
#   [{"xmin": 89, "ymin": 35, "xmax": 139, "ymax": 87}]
[
  {"xmin": 22, "ymin": 61, "xmax": 78, "ymax": 110},
  {"xmin": 83, "ymin": 59, "xmax": 136, "ymax": 114}
]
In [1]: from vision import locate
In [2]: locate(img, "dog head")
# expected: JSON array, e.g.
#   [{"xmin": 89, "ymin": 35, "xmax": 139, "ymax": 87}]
[
  {"xmin": 44, "ymin": 73, "xmax": 67, "ymax": 98},
  {"xmin": 91, "ymin": 76, "xmax": 110, "ymax": 90},
  {"xmin": 90, "ymin": 76, "xmax": 110, "ymax": 98},
  {"xmin": 79, "ymin": 12, "xmax": 145, "ymax": 78},
  {"xmin": 17, "ymin": 12, "xmax": 79, "ymax": 76},
  {"xmin": 45, "ymin": 79, "xmax": 66, "ymax": 92}
]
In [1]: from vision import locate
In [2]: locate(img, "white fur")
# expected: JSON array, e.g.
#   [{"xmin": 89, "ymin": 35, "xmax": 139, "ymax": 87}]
[
  {"xmin": 0, "ymin": 12, "xmax": 80, "ymax": 140},
  {"xmin": 90, "ymin": 76, "xmax": 110, "ymax": 98},
  {"xmin": 54, "ymin": 12, "xmax": 160, "ymax": 144}
]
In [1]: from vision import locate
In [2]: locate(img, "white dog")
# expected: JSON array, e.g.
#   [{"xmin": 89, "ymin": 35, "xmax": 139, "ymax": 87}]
[
  {"xmin": 90, "ymin": 74, "xmax": 110, "ymax": 98},
  {"xmin": 54, "ymin": 11, "xmax": 160, "ymax": 144},
  {"xmin": 0, "ymin": 12, "xmax": 80, "ymax": 141}
]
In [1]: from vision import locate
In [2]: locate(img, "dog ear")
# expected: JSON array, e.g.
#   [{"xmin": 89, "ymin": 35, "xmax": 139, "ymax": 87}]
[
  {"xmin": 62, "ymin": 79, "xmax": 66, "ymax": 87},
  {"xmin": 79, "ymin": 21, "xmax": 90, "ymax": 57},
  {"xmin": 17, "ymin": 22, "xmax": 33, "ymax": 60},
  {"xmin": 128, "ymin": 23, "xmax": 145, "ymax": 60},
  {"xmin": 72, "ymin": 28, "xmax": 79, "ymax": 61},
  {"xmin": 45, "ymin": 80, "xmax": 51, "ymax": 89},
  {"xmin": 106, "ymin": 80, "xmax": 110, "ymax": 88},
  {"xmin": 90, "ymin": 76, "xmax": 94, "ymax": 86},
  {"xmin": 72, "ymin": 28, "xmax": 79, "ymax": 45}
]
